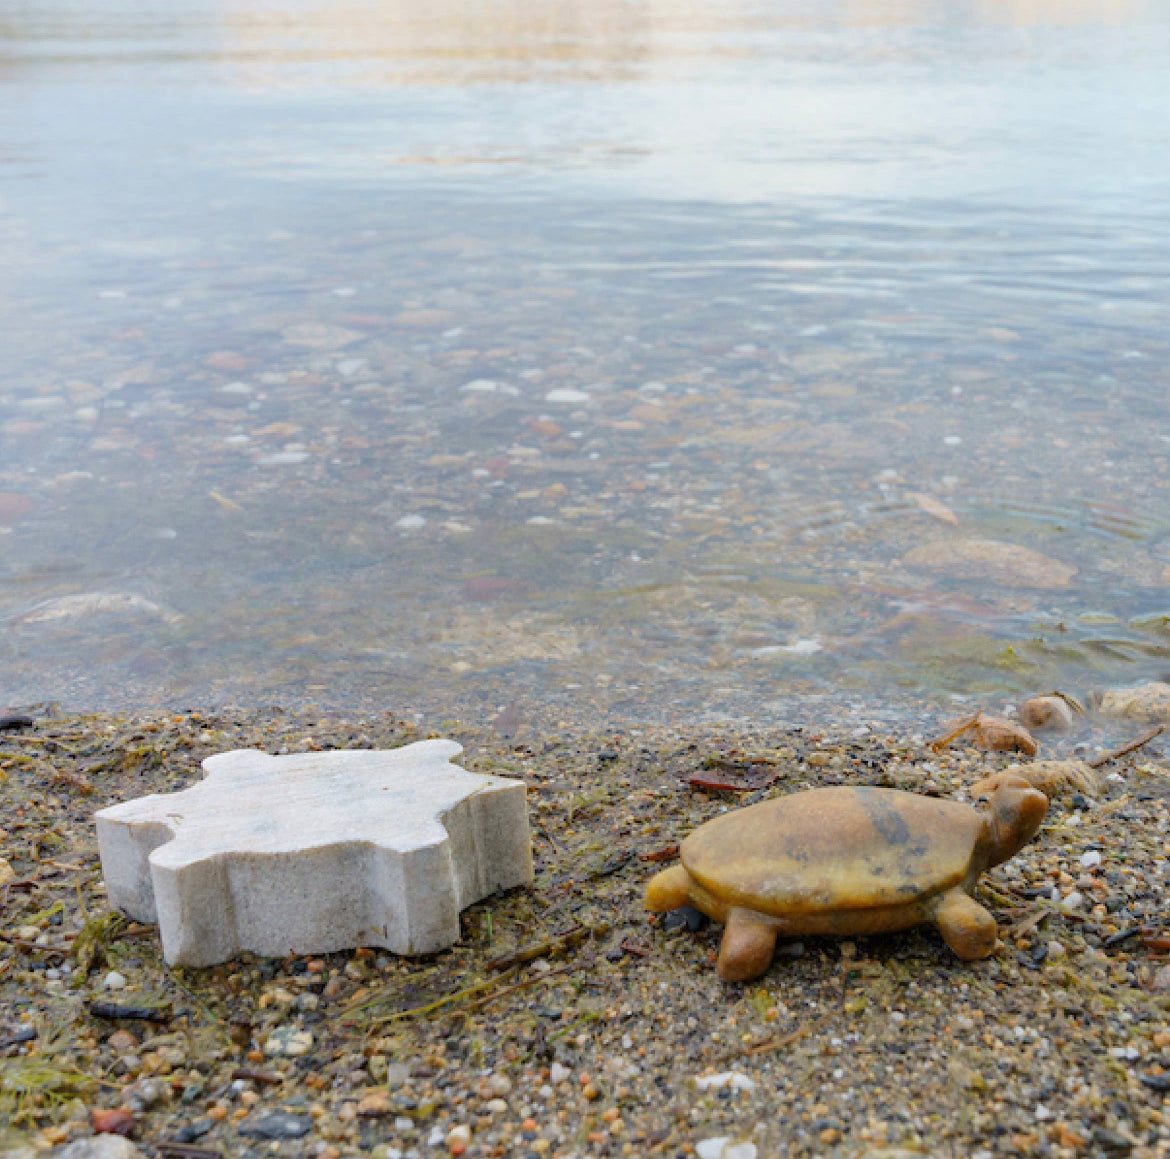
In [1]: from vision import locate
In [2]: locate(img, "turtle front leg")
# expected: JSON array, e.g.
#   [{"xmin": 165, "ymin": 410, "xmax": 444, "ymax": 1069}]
[
  {"xmin": 932, "ymin": 889, "xmax": 998, "ymax": 960},
  {"xmin": 717, "ymin": 908, "xmax": 778, "ymax": 982}
]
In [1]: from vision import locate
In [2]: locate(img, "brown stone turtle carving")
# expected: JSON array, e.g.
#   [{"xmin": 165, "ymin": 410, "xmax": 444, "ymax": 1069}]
[{"xmin": 645, "ymin": 773, "xmax": 1053, "ymax": 981}]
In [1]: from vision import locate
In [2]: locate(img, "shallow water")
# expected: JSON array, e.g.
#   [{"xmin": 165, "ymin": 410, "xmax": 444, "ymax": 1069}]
[{"xmin": 2, "ymin": 0, "xmax": 1170, "ymax": 726}]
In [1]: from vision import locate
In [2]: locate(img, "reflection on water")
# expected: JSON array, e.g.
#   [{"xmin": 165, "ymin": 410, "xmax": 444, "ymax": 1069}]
[{"xmin": 2, "ymin": 0, "xmax": 1170, "ymax": 725}]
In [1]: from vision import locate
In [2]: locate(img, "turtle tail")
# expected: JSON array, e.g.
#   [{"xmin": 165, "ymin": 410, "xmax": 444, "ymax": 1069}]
[{"xmin": 644, "ymin": 864, "xmax": 691, "ymax": 913}]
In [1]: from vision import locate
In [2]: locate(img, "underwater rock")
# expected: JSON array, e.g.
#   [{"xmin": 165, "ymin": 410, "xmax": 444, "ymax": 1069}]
[
  {"xmin": 1099, "ymin": 682, "xmax": 1170, "ymax": 723},
  {"xmin": 903, "ymin": 539, "xmax": 1076, "ymax": 589}
]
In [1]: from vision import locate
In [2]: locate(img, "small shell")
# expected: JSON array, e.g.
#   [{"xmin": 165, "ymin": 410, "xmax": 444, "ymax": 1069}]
[
  {"xmin": 972, "ymin": 760, "xmax": 1098, "ymax": 802},
  {"xmin": 1018, "ymin": 696, "xmax": 1076, "ymax": 732},
  {"xmin": 971, "ymin": 715, "xmax": 1037, "ymax": 756}
]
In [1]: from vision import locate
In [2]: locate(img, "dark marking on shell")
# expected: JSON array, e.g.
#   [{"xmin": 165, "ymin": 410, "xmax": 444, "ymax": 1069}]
[{"xmin": 855, "ymin": 787, "xmax": 911, "ymax": 846}]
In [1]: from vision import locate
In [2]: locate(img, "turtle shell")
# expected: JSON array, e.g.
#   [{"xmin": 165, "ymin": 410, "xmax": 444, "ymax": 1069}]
[{"xmin": 682, "ymin": 786, "xmax": 985, "ymax": 916}]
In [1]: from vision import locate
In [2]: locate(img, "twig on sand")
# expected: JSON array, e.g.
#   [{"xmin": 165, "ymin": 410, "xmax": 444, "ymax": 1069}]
[
  {"xmin": 157, "ymin": 1143, "xmax": 222, "ymax": 1159},
  {"xmin": 0, "ymin": 935, "xmax": 72, "ymax": 958},
  {"xmin": 484, "ymin": 922, "xmax": 609, "ymax": 972},
  {"xmin": 1088, "ymin": 725, "xmax": 1165, "ymax": 769},
  {"xmin": 1004, "ymin": 907, "xmax": 1052, "ymax": 939},
  {"xmin": 927, "ymin": 712, "xmax": 981, "ymax": 753},
  {"xmin": 460, "ymin": 959, "xmax": 579, "ymax": 1013},
  {"xmin": 350, "ymin": 967, "xmax": 519, "ymax": 1025},
  {"xmin": 715, "ymin": 1009, "xmax": 834, "ymax": 1064}
]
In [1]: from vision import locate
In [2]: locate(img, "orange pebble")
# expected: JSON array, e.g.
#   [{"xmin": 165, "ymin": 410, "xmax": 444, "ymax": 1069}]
[{"xmin": 522, "ymin": 1118, "xmax": 538, "ymax": 1132}]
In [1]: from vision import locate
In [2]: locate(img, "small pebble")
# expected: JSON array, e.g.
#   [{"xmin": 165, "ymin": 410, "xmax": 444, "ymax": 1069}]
[
  {"xmin": 357, "ymin": 1091, "xmax": 390, "ymax": 1116},
  {"xmin": 103, "ymin": 971, "xmax": 128, "ymax": 991},
  {"xmin": 264, "ymin": 1027, "xmax": 314, "ymax": 1057},
  {"xmin": 237, "ymin": 1111, "xmax": 311, "ymax": 1139},
  {"xmin": 549, "ymin": 1062, "xmax": 571, "ymax": 1084},
  {"xmin": 1061, "ymin": 891, "xmax": 1084, "ymax": 912},
  {"xmin": 91, "ymin": 1107, "xmax": 136, "ymax": 1136},
  {"xmin": 1080, "ymin": 850, "xmax": 1102, "ymax": 869}
]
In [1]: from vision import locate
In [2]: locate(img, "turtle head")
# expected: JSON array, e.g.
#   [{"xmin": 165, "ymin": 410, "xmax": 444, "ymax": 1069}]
[{"xmin": 974, "ymin": 771, "xmax": 1049, "ymax": 867}]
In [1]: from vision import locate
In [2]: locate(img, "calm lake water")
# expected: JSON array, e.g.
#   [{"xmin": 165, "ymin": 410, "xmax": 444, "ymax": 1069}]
[{"xmin": 3, "ymin": 0, "xmax": 1170, "ymax": 728}]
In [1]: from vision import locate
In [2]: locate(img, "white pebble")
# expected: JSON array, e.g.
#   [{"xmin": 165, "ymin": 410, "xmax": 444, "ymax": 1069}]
[
  {"xmin": 1035, "ymin": 1105, "xmax": 1051, "ymax": 1121},
  {"xmin": 264, "ymin": 1027, "xmax": 313, "ymax": 1057},
  {"xmin": 485, "ymin": 1098, "xmax": 508, "ymax": 1114},
  {"xmin": 544, "ymin": 388, "xmax": 590, "ymax": 404},
  {"xmin": 694, "ymin": 1071, "xmax": 756, "ymax": 1092},
  {"xmin": 549, "ymin": 1062, "xmax": 571, "ymax": 1084},
  {"xmin": 259, "ymin": 450, "xmax": 310, "ymax": 465},
  {"xmin": 1080, "ymin": 850, "xmax": 1102, "ymax": 869},
  {"xmin": 427, "ymin": 1125, "xmax": 444, "ymax": 1147},
  {"xmin": 446, "ymin": 1125, "xmax": 471, "ymax": 1148},
  {"xmin": 104, "ymin": 971, "xmax": 127, "ymax": 991},
  {"xmin": 696, "ymin": 1140, "xmax": 731, "ymax": 1159},
  {"xmin": 1046, "ymin": 940, "xmax": 1067, "ymax": 959},
  {"xmin": 394, "ymin": 1116, "xmax": 414, "ymax": 1133},
  {"xmin": 394, "ymin": 514, "xmax": 426, "ymax": 530},
  {"xmin": 1061, "ymin": 891, "xmax": 1084, "ymax": 912}
]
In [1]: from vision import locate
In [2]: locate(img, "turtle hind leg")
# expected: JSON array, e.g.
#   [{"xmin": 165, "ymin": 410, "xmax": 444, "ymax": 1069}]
[
  {"xmin": 932, "ymin": 889, "xmax": 998, "ymax": 960},
  {"xmin": 644, "ymin": 865, "xmax": 692, "ymax": 913},
  {"xmin": 717, "ymin": 908, "xmax": 778, "ymax": 982}
]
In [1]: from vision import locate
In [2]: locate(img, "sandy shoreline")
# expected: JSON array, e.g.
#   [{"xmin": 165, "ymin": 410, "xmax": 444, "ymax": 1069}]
[{"xmin": 2, "ymin": 706, "xmax": 1170, "ymax": 1158}]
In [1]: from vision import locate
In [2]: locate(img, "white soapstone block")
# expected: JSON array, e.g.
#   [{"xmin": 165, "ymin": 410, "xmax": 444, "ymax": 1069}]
[{"xmin": 94, "ymin": 739, "xmax": 532, "ymax": 967}]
